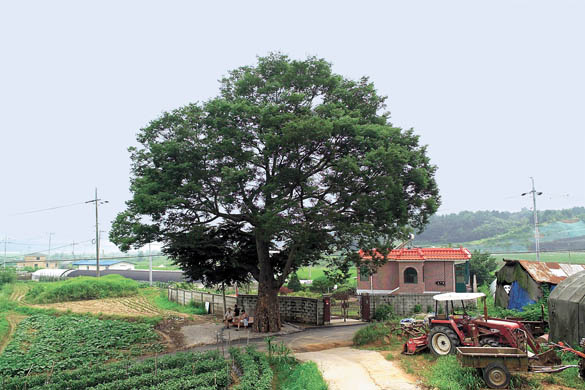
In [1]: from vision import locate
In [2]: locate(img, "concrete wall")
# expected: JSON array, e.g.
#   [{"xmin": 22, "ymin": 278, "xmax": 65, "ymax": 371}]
[
  {"xmin": 167, "ymin": 288, "xmax": 325, "ymax": 325},
  {"xmin": 365, "ymin": 293, "xmax": 469, "ymax": 317}
]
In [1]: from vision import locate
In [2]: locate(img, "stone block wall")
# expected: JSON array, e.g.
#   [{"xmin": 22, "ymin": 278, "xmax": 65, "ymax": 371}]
[
  {"xmin": 168, "ymin": 288, "xmax": 325, "ymax": 325},
  {"xmin": 366, "ymin": 293, "xmax": 470, "ymax": 317}
]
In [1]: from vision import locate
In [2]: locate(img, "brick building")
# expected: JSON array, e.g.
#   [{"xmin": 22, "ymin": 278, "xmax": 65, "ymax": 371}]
[{"xmin": 357, "ymin": 247, "xmax": 471, "ymax": 295}]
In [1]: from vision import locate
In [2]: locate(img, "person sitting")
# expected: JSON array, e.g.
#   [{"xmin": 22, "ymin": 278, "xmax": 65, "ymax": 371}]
[
  {"xmin": 234, "ymin": 304, "xmax": 240, "ymax": 317},
  {"xmin": 224, "ymin": 307, "xmax": 233, "ymax": 329},
  {"xmin": 236, "ymin": 309, "xmax": 249, "ymax": 330}
]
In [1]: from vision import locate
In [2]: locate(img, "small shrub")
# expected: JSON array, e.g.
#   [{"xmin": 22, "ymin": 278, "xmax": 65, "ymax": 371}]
[
  {"xmin": 287, "ymin": 272, "xmax": 302, "ymax": 292},
  {"xmin": 353, "ymin": 322, "xmax": 390, "ymax": 346},
  {"xmin": 413, "ymin": 304, "xmax": 422, "ymax": 314},
  {"xmin": 426, "ymin": 305, "xmax": 433, "ymax": 313},
  {"xmin": 279, "ymin": 286, "xmax": 293, "ymax": 295},
  {"xmin": 0, "ymin": 270, "xmax": 16, "ymax": 286},
  {"xmin": 373, "ymin": 303, "xmax": 394, "ymax": 321}
]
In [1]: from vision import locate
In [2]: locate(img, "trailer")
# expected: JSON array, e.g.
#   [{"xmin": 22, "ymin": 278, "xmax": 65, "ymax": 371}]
[{"xmin": 457, "ymin": 346, "xmax": 583, "ymax": 389}]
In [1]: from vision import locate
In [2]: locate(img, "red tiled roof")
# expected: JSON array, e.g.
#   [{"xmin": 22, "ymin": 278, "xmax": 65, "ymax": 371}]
[{"xmin": 359, "ymin": 247, "xmax": 471, "ymax": 261}]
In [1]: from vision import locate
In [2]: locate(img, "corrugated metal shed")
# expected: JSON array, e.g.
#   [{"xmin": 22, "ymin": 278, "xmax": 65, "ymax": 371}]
[
  {"xmin": 512, "ymin": 260, "xmax": 585, "ymax": 284},
  {"xmin": 549, "ymin": 271, "xmax": 585, "ymax": 345}
]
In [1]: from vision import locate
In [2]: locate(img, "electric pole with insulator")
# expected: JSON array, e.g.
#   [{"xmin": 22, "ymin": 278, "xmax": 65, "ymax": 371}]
[
  {"xmin": 522, "ymin": 177, "xmax": 543, "ymax": 261},
  {"xmin": 86, "ymin": 188, "xmax": 108, "ymax": 277}
]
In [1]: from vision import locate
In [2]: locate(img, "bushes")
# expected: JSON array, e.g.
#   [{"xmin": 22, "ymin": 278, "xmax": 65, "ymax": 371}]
[
  {"xmin": 276, "ymin": 361, "xmax": 328, "ymax": 390},
  {"xmin": 353, "ymin": 322, "xmax": 391, "ymax": 346},
  {"xmin": 373, "ymin": 303, "xmax": 394, "ymax": 321},
  {"xmin": 424, "ymin": 355, "xmax": 483, "ymax": 390},
  {"xmin": 0, "ymin": 270, "xmax": 16, "ymax": 286},
  {"xmin": 25, "ymin": 274, "xmax": 140, "ymax": 303}
]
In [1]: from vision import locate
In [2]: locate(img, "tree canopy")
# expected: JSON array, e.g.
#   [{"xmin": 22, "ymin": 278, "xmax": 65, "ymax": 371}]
[{"xmin": 110, "ymin": 53, "xmax": 440, "ymax": 332}]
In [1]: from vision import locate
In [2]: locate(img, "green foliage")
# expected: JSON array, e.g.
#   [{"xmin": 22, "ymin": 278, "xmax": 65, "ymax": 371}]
[
  {"xmin": 424, "ymin": 355, "xmax": 483, "ymax": 390},
  {"xmin": 110, "ymin": 53, "xmax": 440, "ymax": 331},
  {"xmin": 24, "ymin": 275, "xmax": 139, "ymax": 304},
  {"xmin": 274, "ymin": 360, "xmax": 328, "ymax": 390},
  {"xmin": 151, "ymin": 289, "xmax": 207, "ymax": 315},
  {"xmin": 230, "ymin": 347, "xmax": 273, "ymax": 390},
  {"xmin": 310, "ymin": 275, "xmax": 335, "ymax": 293},
  {"xmin": 0, "ymin": 270, "xmax": 16, "ymax": 286},
  {"xmin": 373, "ymin": 303, "xmax": 394, "ymax": 321},
  {"xmin": 413, "ymin": 304, "xmax": 422, "ymax": 314},
  {"xmin": 1, "ymin": 350, "xmax": 229, "ymax": 390},
  {"xmin": 287, "ymin": 290, "xmax": 322, "ymax": 298},
  {"xmin": 287, "ymin": 272, "xmax": 302, "ymax": 292},
  {"xmin": 353, "ymin": 322, "xmax": 390, "ymax": 345},
  {"xmin": 469, "ymin": 250, "xmax": 498, "ymax": 285},
  {"xmin": 0, "ymin": 314, "xmax": 162, "ymax": 376},
  {"xmin": 0, "ymin": 313, "xmax": 8, "ymax": 344}
]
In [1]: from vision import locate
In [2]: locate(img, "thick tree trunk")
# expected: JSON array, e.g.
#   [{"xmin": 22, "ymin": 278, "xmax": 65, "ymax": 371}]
[
  {"xmin": 253, "ymin": 282, "xmax": 281, "ymax": 333},
  {"xmin": 253, "ymin": 232, "xmax": 281, "ymax": 333}
]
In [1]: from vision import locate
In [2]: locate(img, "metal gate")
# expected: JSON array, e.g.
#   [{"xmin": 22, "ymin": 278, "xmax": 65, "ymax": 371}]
[{"xmin": 330, "ymin": 293, "xmax": 361, "ymax": 321}]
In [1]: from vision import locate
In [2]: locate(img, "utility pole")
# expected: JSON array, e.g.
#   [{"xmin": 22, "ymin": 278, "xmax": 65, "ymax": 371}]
[
  {"xmin": 522, "ymin": 177, "xmax": 543, "ymax": 261},
  {"xmin": 86, "ymin": 188, "xmax": 108, "ymax": 277},
  {"xmin": 3, "ymin": 235, "xmax": 6, "ymax": 269},
  {"xmin": 47, "ymin": 232, "xmax": 55, "ymax": 266},
  {"xmin": 72, "ymin": 241, "xmax": 76, "ymax": 259},
  {"xmin": 148, "ymin": 242, "xmax": 152, "ymax": 286}
]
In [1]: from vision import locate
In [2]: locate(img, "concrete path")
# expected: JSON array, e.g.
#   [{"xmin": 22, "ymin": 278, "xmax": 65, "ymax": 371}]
[{"xmin": 296, "ymin": 347, "xmax": 419, "ymax": 390}]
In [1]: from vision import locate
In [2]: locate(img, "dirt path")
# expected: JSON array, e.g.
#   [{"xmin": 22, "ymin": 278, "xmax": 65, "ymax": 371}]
[
  {"xmin": 295, "ymin": 347, "xmax": 419, "ymax": 390},
  {"xmin": 0, "ymin": 314, "xmax": 26, "ymax": 353}
]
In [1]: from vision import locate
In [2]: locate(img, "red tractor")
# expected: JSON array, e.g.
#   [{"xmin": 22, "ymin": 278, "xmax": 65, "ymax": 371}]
[{"xmin": 404, "ymin": 293, "xmax": 551, "ymax": 360}]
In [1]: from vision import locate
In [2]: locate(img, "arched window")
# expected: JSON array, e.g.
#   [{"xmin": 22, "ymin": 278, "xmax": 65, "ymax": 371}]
[{"xmin": 404, "ymin": 267, "xmax": 418, "ymax": 284}]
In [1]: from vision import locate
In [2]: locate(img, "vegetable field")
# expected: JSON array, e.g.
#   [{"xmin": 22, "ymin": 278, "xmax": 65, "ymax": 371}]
[
  {"xmin": 2, "ymin": 350, "xmax": 229, "ymax": 390},
  {"xmin": 230, "ymin": 346, "xmax": 273, "ymax": 390},
  {"xmin": 0, "ymin": 314, "xmax": 162, "ymax": 377}
]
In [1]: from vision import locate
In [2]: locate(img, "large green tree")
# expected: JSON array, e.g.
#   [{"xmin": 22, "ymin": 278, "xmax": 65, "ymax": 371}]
[{"xmin": 110, "ymin": 53, "xmax": 440, "ymax": 332}]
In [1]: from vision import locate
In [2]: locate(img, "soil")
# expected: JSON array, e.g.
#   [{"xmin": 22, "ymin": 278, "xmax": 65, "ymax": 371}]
[
  {"xmin": 0, "ymin": 314, "xmax": 26, "ymax": 353},
  {"xmin": 293, "ymin": 340, "xmax": 353, "ymax": 353},
  {"xmin": 29, "ymin": 295, "xmax": 181, "ymax": 317}
]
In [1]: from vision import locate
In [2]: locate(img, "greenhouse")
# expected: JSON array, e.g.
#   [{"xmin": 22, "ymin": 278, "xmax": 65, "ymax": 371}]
[
  {"xmin": 31, "ymin": 268, "xmax": 73, "ymax": 282},
  {"xmin": 548, "ymin": 271, "xmax": 585, "ymax": 345}
]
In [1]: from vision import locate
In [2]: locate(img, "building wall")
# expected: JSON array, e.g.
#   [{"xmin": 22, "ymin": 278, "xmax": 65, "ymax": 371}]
[
  {"xmin": 109, "ymin": 263, "xmax": 135, "ymax": 270},
  {"xmin": 397, "ymin": 262, "xmax": 425, "ymax": 293},
  {"xmin": 357, "ymin": 262, "xmax": 399, "ymax": 292},
  {"xmin": 17, "ymin": 260, "xmax": 58, "ymax": 269},
  {"xmin": 423, "ymin": 261, "xmax": 455, "ymax": 292}
]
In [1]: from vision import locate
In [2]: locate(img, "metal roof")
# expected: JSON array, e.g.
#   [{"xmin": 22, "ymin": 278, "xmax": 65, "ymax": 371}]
[
  {"xmin": 505, "ymin": 259, "xmax": 585, "ymax": 284},
  {"xmin": 359, "ymin": 247, "xmax": 471, "ymax": 261},
  {"xmin": 72, "ymin": 260, "xmax": 134, "ymax": 266}
]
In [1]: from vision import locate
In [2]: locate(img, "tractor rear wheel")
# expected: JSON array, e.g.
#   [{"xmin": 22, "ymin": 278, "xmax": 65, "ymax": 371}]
[
  {"xmin": 579, "ymin": 359, "xmax": 585, "ymax": 380},
  {"xmin": 428, "ymin": 326, "xmax": 460, "ymax": 356},
  {"xmin": 480, "ymin": 337, "xmax": 501, "ymax": 347},
  {"xmin": 482, "ymin": 362, "xmax": 511, "ymax": 389}
]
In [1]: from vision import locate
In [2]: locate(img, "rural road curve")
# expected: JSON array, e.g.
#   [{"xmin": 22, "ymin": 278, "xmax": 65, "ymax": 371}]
[{"xmin": 296, "ymin": 347, "xmax": 419, "ymax": 390}]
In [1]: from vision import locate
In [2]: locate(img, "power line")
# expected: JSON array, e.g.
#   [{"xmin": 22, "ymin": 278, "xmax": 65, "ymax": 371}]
[{"xmin": 6, "ymin": 201, "xmax": 89, "ymax": 217}]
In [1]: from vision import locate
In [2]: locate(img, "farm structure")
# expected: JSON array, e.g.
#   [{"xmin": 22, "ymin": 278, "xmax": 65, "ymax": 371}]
[
  {"xmin": 549, "ymin": 270, "xmax": 585, "ymax": 346},
  {"xmin": 67, "ymin": 269, "xmax": 188, "ymax": 283},
  {"xmin": 357, "ymin": 247, "xmax": 471, "ymax": 295},
  {"xmin": 73, "ymin": 260, "xmax": 135, "ymax": 270},
  {"xmin": 495, "ymin": 259, "xmax": 585, "ymax": 310},
  {"xmin": 31, "ymin": 268, "xmax": 71, "ymax": 281},
  {"xmin": 15, "ymin": 253, "xmax": 59, "ymax": 269}
]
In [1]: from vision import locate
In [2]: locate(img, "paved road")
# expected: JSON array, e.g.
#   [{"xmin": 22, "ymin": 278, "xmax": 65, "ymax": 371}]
[
  {"xmin": 296, "ymin": 347, "xmax": 419, "ymax": 390},
  {"xmin": 187, "ymin": 323, "xmax": 368, "ymax": 352}
]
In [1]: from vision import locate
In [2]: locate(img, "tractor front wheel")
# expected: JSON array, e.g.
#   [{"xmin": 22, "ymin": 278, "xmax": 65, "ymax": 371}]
[
  {"xmin": 479, "ymin": 337, "xmax": 501, "ymax": 347},
  {"xmin": 428, "ymin": 326, "xmax": 460, "ymax": 356}
]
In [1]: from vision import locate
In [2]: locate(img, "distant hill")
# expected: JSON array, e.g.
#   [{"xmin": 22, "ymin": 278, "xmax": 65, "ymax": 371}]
[{"xmin": 413, "ymin": 207, "xmax": 585, "ymax": 252}]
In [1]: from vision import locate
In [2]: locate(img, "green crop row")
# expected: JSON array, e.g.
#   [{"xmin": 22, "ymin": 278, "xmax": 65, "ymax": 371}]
[
  {"xmin": 25, "ymin": 274, "xmax": 140, "ymax": 304},
  {"xmin": 3, "ymin": 350, "xmax": 220, "ymax": 390},
  {"xmin": 0, "ymin": 314, "xmax": 162, "ymax": 377},
  {"xmin": 231, "ymin": 346, "xmax": 273, "ymax": 390}
]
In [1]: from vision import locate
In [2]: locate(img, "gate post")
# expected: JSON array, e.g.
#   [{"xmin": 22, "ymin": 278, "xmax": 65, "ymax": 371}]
[
  {"xmin": 361, "ymin": 293, "xmax": 371, "ymax": 321},
  {"xmin": 323, "ymin": 296, "xmax": 331, "ymax": 324}
]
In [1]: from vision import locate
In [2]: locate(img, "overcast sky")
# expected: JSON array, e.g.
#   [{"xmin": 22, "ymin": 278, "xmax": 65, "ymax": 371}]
[{"xmin": 1, "ymin": 0, "xmax": 583, "ymax": 254}]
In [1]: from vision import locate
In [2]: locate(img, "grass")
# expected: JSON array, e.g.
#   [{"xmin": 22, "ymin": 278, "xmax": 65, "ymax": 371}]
[
  {"xmin": 273, "ymin": 360, "xmax": 328, "ymax": 390},
  {"xmin": 352, "ymin": 322, "xmax": 396, "ymax": 346},
  {"xmin": 146, "ymin": 288, "xmax": 207, "ymax": 315},
  {"xmin": 0, "ymin": 314, "xmax": 8, "ymax": 345},
  {"xmin": 493, "ymin": 251, "xmax": 585, "ymax": 264},
  {"xmin": 24, "ymin": 274, "xmax": 140, "ymax": 304}
]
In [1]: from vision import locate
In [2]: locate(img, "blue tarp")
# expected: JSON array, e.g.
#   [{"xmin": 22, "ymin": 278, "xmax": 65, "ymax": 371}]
[{"xmin": 507, "ymin": 281, "xmax": 535, "ymax": 311}]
